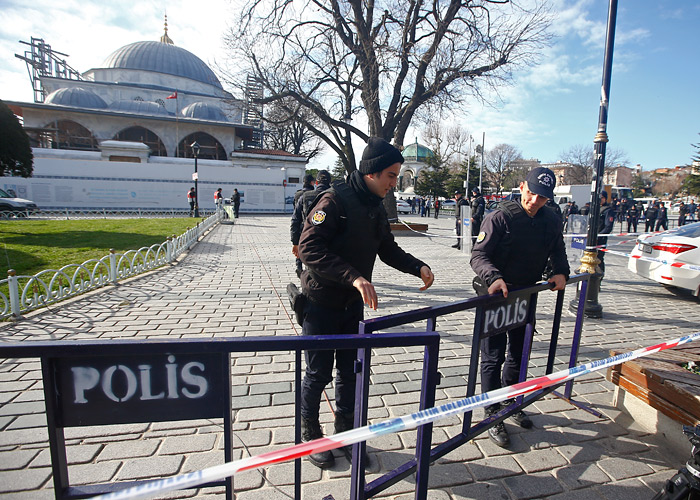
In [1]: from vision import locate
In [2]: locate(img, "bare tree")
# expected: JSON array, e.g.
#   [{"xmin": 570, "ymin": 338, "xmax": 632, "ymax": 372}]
[
  {"xmin": 421, "ymin": 120, "xmax": 471, "ymax": 167},
  {"xmin": 559, "ymin": 144, "xmax": 629, "ymax": 184},
  {"xmin": 486, "ymin": 143, "xmax": 522, "ymax": 195},
  {"xmin": 226, "ymin": 0, "xmax": 553, "ymax": 174},
  {"xmin": 262, "ymin": 99, "xmax": 325, "ymax": 160}
]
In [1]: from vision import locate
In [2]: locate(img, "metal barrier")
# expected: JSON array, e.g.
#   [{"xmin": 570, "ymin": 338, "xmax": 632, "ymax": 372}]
[
  {"xmin": 355, "ymin": 274, "xmax": 591, "ymax": 498},
  {"xmin": 0, "ymin": 211, "xmax": 224, "ymax": 319},
  {"xmin": 0, "ymin": 331, "xmax": 440, "ymax": 500},
  {"xmin": 0, "ymin": 209, "xmax": 217, "ymax": 220},
  {"xmin": 0, "ymin": 275, "xmax": 589, "ymax": 499}
]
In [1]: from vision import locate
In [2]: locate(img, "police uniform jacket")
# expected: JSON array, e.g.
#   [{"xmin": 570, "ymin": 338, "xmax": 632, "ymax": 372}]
[
  {"xmin": 298, "ymin": 172, "xmax": 427, "ymax": 308},
  {"xmin": 470, "ymin": 201, "xmax": 569, "ymax": 288}
]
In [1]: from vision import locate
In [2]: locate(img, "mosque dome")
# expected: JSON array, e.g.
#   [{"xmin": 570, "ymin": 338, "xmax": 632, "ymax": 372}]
[
  {"xmin": 45, "ymin": 87, "xmax": 108, "ymax": 109},
  {"xmin": 402, "ymin": 141, "xmax": 435, "ymax": 163},
  {"xmin": 180, "ymin": 102, "xmax": 228, "ymax": 122},
  {"xmin": 101, "ymin": 41, "xmax": 222, "ymax": 89}
]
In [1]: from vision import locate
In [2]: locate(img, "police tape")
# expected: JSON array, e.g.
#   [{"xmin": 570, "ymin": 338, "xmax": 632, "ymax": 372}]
[
  {"xmin": 600, "ymin": 247, "xmax": 700, "ymax": 272},
  {"xmin": 91, "ymin": 331, "xmax": 700, "ymax": 500},
  {"xmin": 563, "ymin": 230, "xmax": 663, "ymax": 238}
]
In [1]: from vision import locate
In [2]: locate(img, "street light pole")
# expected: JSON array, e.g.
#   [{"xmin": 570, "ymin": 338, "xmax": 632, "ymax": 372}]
[
  {"xmin": 571, "ymin": 0, "xmax": 618, "ymax": 318},
  {"xmin": 191, "ymin": 141, "xmax": 200, "ymax": 218}
]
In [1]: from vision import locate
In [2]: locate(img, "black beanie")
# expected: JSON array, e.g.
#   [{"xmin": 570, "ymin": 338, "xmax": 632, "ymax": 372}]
[{"xmin": 359, "ymin": 137, "xmax": 404, "ymax": 174}]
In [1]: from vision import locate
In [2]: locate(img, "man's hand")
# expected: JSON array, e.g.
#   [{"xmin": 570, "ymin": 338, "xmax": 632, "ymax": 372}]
[
  {"xmin": 488, "ymin": 278, "xmax": 509, "ymax": 297},
  {"xmin": 548, "ymin": 274, "xmax": 567, "ymax": 291},
  {"xmin": 291, "ymin": 245, "xmax": 299, "ymax": 258},
  {"xmin": 353, "ymin": 276, "xmax": 378, "ymax": 310},
  {"xmin": 419, "ymin": 266, "xmax": 434, "ymax": 290}
]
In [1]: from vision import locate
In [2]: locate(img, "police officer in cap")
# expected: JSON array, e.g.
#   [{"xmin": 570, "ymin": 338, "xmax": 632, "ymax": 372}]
[
  {"xmin": 470, "ymin": 166, "xmax": 569, "ymax": 448},
  {"xmin": 470, "ymin": 186, "xmax": 485, "ymax": 245},
  {"xmin": 291, "ymin": 171, "xmax": 332, "ymax": 278},
  {"xmin": 297, "ymin": 137, "xmax": 435, "ymax": 468}
]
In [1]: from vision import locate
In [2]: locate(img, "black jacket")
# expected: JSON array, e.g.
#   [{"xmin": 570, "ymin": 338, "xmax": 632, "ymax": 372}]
[
  {"xmin": 470, "ymin": 201, "xmax": 569, "ymax": 288},
  {"xmin": 298, "ymin": 174, "xmax": 427, "ymax": 308},
  {"xmin": 471, "ymin": 195, "xmax": 485, "ymax": 220},
  {"xmin": 290, "ymin": 183, "xmax": 330, "ymax": 245}
]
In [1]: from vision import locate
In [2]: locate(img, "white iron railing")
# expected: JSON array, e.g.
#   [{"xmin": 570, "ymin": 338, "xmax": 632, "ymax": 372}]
[
  {"xmin": 0, "ymin": 210, "xmax": 225, "ymax": 319},
  {"xmin": 0, "ymin": 208, "xmax": 216, "ymax": 220}
]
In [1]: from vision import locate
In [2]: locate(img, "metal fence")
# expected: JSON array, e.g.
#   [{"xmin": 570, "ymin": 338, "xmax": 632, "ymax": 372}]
[{"xmin": 0, "ymin": 211, "xmax": 224, "ymax": 319}]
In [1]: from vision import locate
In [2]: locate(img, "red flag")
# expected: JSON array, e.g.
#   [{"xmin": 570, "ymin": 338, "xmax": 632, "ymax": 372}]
[{"xmin": 166, "ymin": 91, "xmax": 178, "ymax": 99}]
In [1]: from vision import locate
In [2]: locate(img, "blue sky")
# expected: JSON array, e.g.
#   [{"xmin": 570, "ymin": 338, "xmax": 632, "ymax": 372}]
[{"xmin": 0, "ymin": 0, "xmax": 697, "ymax": 172}]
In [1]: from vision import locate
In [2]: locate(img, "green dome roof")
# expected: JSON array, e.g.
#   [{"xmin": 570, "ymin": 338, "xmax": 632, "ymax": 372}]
[{"xmin": 402, "ymin": 142, "xmax": 434, "ymax": 162}]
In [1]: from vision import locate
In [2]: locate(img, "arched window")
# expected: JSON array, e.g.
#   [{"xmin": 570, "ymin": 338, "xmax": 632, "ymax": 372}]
[
  {"xmin": 114, "ymin": 126, "xmax": 167, "ymax": 156},
  {"xmin": 44, "ymin": 120, "xmax": 99, "ymax": 151},
  {"xmin": 178, "ymin": 132, "xmax": 226, "ymax": 160}
]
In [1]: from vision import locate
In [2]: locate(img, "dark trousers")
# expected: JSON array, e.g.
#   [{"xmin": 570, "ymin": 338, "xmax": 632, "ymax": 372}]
[
  {"xmin": 645, "ymin": 218, "xmax": 656, "ymax": 232},
  {"xmin": 480, "ymin": 325, "xmax": 526, "ymax": 412},
  {"xmin": 300, "ymin": 299, "xmax": 363, "ymax": 421},
  {"xmin": 234, "ymin": 204, "xmax": 240, "ymax": 218},
  {"xmin": 627, "ymin": 217, "xmax": 638, "ymax": 233},
  {"xmin": 455, "ymin": 219, "xmax": 462, "ymax": 247},
  {"xmin": 656, "ymin": 219, "xmax": 668, "ymax": 231}
]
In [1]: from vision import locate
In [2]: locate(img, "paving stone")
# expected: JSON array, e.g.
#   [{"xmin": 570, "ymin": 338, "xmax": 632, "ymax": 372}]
[
  {"xmin": 514, "ymin": 447, "xmax": 568, "ymax": 473},
  {"xmin": 97, "ymin": 440, "xmax": 159, "ymax": 461},
  {"xmin": 160, "ymin": 433, "xmax": 217, "ymax": 455},
  {"xmin": 451, "ymin": 481, "xmax": 511, "ymax": 500},
  {"xmin": 467, "ymin": 455, "xmax": 523, "ymax": 481},
  {"xmin": 0, "ymin": 467, "xmax": 51, "ymax": 492},
  {"xmin": 503, "ymin": 471, "xmax": 563, "ymax": 499},
  {"xmin": 116, "ymin": 455, "xmax": 183, "ymax": 480},
  {"xmin": 555, "ymin": 462, "xmax": 611, "ymax": 489},
  {"xmin": 595, "ymin": 477, "xmax": 656, "ymax": 500},
  {"xmin": 597, "ymin": 456, "xmax": 655, "ymax": 481},
  {"xmin": 0, "ymin": 427, "xmax": 48, "ymax": 447},
  {"xmin": 68, "ymin": 461, "xmax": 120, "ymax": 485},
  {"xmin": 557, "ymin": 441, "xmax": 607, "ymax": 464},
  {"xmin": 0, "ymin": 449, "xmax": 40, "ymax": 470}
]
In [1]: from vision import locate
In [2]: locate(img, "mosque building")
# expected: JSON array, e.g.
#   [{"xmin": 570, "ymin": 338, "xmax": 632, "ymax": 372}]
[{"xmin": 4, "ymin": 19, "xmax": 307, "ymax": 212}]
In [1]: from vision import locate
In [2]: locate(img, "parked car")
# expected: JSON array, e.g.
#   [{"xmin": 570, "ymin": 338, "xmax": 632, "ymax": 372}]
[
  {"xmin": 0, "ymin": 188, "xmax": 39, "ymax": 216},
  {"xmin": 627, "ymin": 221, "xmax": 700, "ymax": 297},
  {"xmin": 396, "ymin": 200, "xmax": 411, "ymax": 214},
  {"xmin": 441, "ymin": 199, "xmax": 456, "ymax": 208}
]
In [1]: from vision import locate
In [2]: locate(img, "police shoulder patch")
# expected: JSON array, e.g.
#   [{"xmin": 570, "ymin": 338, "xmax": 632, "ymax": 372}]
[
  {"xmin": 311, "ymin": 210, "xmax": 326, "ymax": 225},
  {"xmin": 476, "ymin": 231, "xmax": 486, "ymax": 243}
]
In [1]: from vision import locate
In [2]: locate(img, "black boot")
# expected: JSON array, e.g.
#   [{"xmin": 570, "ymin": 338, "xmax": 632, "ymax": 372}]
[
  {"xmin": 503, "ymin": 399, "xmax": 533, "ymax": 429},
  {"xmin": 334, "ymin": 412, "xmax": 370, "ymax": 466},
  {"xmin": 301, "ymin": 418, "xmax": 335, "ymax": 468},
  {"xmin": 485, "ymin": 405, "xmax": 510, "ymax": 448}
]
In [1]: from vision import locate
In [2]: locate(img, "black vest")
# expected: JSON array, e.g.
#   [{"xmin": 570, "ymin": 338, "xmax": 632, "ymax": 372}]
[{"xmin": 307, "ymin": 181, "xmax": 389, "ymax": 305}]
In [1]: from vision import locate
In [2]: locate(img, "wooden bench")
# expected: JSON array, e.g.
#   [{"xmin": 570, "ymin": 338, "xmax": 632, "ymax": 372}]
[{"xmin": 607, "ymin": 344, "xmax": 700, "ymax": 458}]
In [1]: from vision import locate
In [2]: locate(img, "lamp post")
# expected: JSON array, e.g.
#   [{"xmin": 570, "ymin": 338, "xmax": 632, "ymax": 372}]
[
  {"xmin": 191, "ymin": 141, "xmax": 200, "ymax": 218},
  {"xmin": 570, "ymin": 0, "xmax": 618, "ymax": 318}
]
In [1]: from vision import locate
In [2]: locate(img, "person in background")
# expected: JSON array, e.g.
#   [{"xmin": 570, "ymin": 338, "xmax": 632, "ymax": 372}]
[
  {"xmin": 656, "ymin": 202, "xmax": 669, "ymax": 231},
  {"xmin": 452, "ymin": 191, "xmax": 469, "ymax": 249},
  {"xmin": 187, "ymin": 187, "xmax": 196, "ymax": 217},
  {"xmin": 470, "ymin": 187, "xmax": 485, "ymax": 247},
  {"xmin": 687, "ymin": 199, "xmax": 697, "ymax": 223},
  {"xmin": 290, "ymin": 174, "xmax": 316, "ymax": 276},
  {"xmin": 645, "ymin": 201, "xmax": 658, "ymax": 232},
  {"xmin": 291, "ymin": 170, "xmax": 332, "ymax": 278},
  {"xmin": 232, "ymin": 189, "xmax": 241, "ymax": 218},
  {"xmin": 627, "ymin": 200, "xmax": 640, "ymax": 232},
  {"xmin": 214, "ymin": 188, "xmax": 224, "ymax": 209}
]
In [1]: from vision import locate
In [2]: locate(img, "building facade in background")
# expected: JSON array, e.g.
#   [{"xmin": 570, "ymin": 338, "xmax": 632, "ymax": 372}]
[{"xmin": 4, "ymin": 21, "xmax": 307, "ymax": 211}]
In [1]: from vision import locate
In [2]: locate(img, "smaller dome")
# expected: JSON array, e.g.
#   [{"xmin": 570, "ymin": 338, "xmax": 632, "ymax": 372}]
[
  {"xmin": 45, "ymin": 87, "xmax": 108, "ymax": 109},
  {"xmin": 402, "ymin": 141, "xmax": 435, "ymax": 162},
  {"xmin": 180, "ymin": 102, "xmax": 228, "ymax": 122},
  {"xmin": 110, "ymin": 99, "xmax": 170, "ymax": 116}
]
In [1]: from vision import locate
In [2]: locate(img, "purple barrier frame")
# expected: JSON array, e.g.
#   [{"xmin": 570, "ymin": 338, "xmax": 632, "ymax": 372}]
[{"xmin": 353, "ymin": 274, "xmax": 591, "ymax": 499}]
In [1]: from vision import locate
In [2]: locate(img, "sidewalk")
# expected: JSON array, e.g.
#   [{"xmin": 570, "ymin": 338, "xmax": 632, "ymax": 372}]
[{"xmin": 1, "ymin": 213, "xmax": 699, "ymax": 499}]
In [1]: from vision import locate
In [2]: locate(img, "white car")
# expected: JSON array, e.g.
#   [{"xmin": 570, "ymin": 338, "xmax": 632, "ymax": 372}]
[
  {"xmin": 628, "ymin": 221, "xmax": 700, "ymax": 297},
  {"xmin": 441, "ymin": 199, "xmax": 456, "ymax": 208},
  {"xmin": 0, "ymin": 188, "xmax": 39, "ymax": 215},
  {"xmin": 396, "ymin": 200, "xmax": 411, "ymax": 214}
]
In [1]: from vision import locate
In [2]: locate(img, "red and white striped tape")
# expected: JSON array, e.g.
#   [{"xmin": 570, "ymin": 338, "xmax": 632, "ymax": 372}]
[{"xmin": 92, "ymin": 331, "xmax": 700, "ymax": 500}]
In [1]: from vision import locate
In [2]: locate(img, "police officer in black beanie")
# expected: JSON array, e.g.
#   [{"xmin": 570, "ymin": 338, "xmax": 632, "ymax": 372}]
[{"xmin": 297, "ymin": 136, "xmax": 435, "ymax": 468}]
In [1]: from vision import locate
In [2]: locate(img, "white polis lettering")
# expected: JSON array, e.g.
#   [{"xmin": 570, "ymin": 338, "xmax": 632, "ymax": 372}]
[
  {"xmin": 102, "ymin": 365, "xmax": 139, "ymax": 402},
  {"xmin": 70, "ymin": 356, "xmax": 210, "ymax": 404},
  {"xmin": 484, "ymin": 297, "xmax": 529, "ymax": 333}
]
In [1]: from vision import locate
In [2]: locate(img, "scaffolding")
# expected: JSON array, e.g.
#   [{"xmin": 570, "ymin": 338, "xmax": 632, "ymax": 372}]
[
  {"xmin": 244, "ymin": 74, "xmax": 264, "ymax": 148},
  {"xmin": 15, "ymin": 37, "xmax": 83, "ymax": 103}
]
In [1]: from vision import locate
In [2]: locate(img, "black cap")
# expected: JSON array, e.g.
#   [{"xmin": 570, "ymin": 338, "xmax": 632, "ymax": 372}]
[
  {"xmin": 471, "ymin": 187, "xmax": 480, "ymax": 195},
  {"xmin": 359, "ymin": 137, "xmax": 404, "ymax": 174},
  {"xmin": 303, "ymin": 174, "xmax": 315, "ymax": 184},
  {"xmin": 316, "ymin": 170, "xmax": 331, "ymax": 183},
  {"xmin": 525, "ymin": 167, "xmax": 556, "ymax": 199},
  {"xmin": 601, "ymin": 190, "xmax": 608, "ymax": 199}
]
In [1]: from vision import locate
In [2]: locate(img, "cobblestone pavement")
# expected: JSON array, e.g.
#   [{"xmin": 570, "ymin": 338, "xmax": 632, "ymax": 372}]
[{"xmin": 1, "ymin": 213, "xmax": 699, "ymax": 499}]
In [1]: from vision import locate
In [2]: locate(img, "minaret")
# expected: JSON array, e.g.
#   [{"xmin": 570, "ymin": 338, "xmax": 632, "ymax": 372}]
[{"xmin": 160, "ymin": 14, "xmax": 174, "ymax": 44}]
